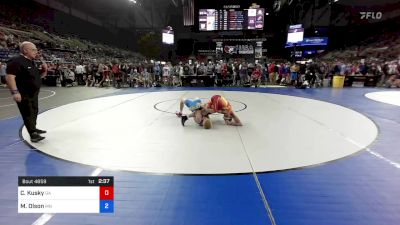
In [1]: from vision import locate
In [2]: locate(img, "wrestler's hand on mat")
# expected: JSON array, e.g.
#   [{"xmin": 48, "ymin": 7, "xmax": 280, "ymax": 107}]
[{"xmin": 176, "ymin": 112, "xmax": 182, "ymax": 117}]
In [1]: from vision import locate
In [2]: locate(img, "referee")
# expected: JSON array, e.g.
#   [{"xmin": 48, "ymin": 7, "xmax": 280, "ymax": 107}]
[{"xmin": 6, "ymin": 41, "xmax": 48, "ymax": 143}]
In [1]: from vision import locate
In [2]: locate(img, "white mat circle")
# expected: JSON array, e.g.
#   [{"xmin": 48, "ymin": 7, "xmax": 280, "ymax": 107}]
[
  {"xmin": 23, "ymin": 91, "xmax": 378, "ymax": 174},
  {"xmin": 365, "ymin": 91, "xmax": 400, "ymax": 107}
]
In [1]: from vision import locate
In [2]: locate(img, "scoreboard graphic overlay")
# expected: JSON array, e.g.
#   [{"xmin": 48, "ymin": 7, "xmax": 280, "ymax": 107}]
[{"xmin": 18, "ymin": 177, "xmax": 114, "ymax": 213}]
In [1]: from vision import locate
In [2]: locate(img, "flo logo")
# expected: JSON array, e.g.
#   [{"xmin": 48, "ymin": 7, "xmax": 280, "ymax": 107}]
[{"xmin": 360, "ymin": 12, "xmax": 383, "ymax": 20}]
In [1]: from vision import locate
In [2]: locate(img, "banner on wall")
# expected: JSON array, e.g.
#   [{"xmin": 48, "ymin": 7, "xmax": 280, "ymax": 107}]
[
  {"xmin": 224, "ymin": 46, "xmax": 236, "ymax": 54},
  {"xmin": 255, "ymin": 41, "xmax": 263, "ymax": 59},
  {"xmin": 216, "ymin": 42, "xmax": 223, "ymax": 55},
  {"xmin": 216, "ymin": 44, "xmax": 255, "ymax": 55},
  {"xmin": 237, "ymin": 45, "xmax": 254, "ymax": 54}
]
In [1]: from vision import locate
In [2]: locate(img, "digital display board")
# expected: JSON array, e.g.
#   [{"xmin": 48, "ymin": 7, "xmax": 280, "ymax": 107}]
[
  {"xmin": 287, "ymin": 28, "xmax": 304, "ymax": 44},
  {"xmin": 199, "ymin": 8, "xmax": 264, "ymax": 31},
  {"xmin": 18, "ymin": 176, "xmax": 114, "ymax": 213},
  {"xmin": 285, "ymin": 37, "xmax": 328, "ymax": 48},
  {"xmin": 162, "ymin": 28, "xmax": 174, "ymax": 45}
]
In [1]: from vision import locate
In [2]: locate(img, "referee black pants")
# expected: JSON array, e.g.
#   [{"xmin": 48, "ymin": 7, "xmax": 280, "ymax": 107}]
[{"xmin": 16, "ymin": 91, "xmax": 39, "ymax": 135}]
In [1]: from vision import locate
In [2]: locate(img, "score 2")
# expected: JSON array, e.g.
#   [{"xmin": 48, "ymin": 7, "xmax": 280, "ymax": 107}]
[{"xmin": 99, "ymin": 186, "xmax": 114, "ymax": 213}]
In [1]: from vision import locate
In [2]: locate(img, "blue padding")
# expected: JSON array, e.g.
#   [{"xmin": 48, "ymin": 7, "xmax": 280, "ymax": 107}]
[{"xmin": 1, "ymin": 87, "xmax": 400, "ymax": 225}]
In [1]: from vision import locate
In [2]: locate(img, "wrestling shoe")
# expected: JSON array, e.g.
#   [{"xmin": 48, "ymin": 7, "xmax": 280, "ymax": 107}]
[
  {"xmin": 30, "ymin": 132, "xmax": 45, "ymax": 143},
  {"xmin": 34, "ymin": 129, "xmax": 47, "ymax": 134},
  {"xmin": 181, "ymin": 115, "xmax": 188, "ymax": 126}
]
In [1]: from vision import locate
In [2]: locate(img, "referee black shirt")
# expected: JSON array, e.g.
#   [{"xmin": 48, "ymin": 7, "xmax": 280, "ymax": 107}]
[{"xmin": 7, "ymin": 55, "xmax": 42, "ymax": 95}]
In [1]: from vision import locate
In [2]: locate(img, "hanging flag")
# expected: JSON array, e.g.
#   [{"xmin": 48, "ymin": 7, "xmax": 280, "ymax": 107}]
[{"xmin": 183, "ymin": 0, "xmax": 194, "ymax": 26}]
